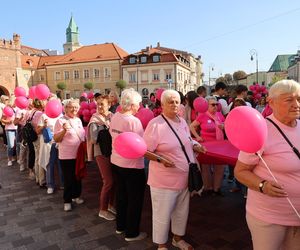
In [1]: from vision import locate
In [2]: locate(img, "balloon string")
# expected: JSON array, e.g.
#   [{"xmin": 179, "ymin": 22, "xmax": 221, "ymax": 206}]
[{"xmin": 256, "ymin": 153, "xmax": 300, "ymax": 220}]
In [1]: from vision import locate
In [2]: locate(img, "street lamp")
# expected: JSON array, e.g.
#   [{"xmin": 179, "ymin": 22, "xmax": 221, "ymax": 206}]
[
  {"xmin": 250, "ymin": 49, "xmax": 258, "ymax": 84},
  {"xmin": 208, "ymin": 63, "xmax": 214, "ymax": 91}
]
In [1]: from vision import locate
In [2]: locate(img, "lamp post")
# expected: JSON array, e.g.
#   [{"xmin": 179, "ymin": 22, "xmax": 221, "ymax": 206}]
[
  {"xmin": 250, "ymin": 49, "xmax": 258, "ymax": 84},
  {"xmin": 208, "ymin": 63, "xmax": 214, "ymax": 92}
]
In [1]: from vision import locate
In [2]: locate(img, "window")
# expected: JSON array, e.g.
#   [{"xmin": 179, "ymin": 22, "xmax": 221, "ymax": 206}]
[
  {"xmin": 129, "ymin": 72, "xmax": 136, "ymax": 82},
  {"xmin": 94, "ymin": 69, "xmax": 100, "ymax": 78},
  {"xmin": 153, "ymin": 73, "xmax": 160, "ymax": 81},
  {"xmin": 129, "ymin": 57, "xmax": 137, "ymax": 64},
  {"xmin": 166, "ymin": 72, "xmax": 172, "ymax": 80},
  {"xmin": 64, "ymin": 71, "xmax": 69, "ymax": 80},
  {"xmin": 140, "ymin": 56, "xmax": 147, "ymax": 63},
  {"xmin": 141, "ymin": 72, "xmax": 148, "ymax": 81},
  {"xmin": 104, "ymin": 67, "xmax": 111, "ymax": 78},
  {"xmin": 153, "ymin": 55, "xmax": 160, "ymax": 62},
  {"xmin": 74, "ymin": 90, "xmax": 80, "ymax": 98},
  {"xmin": 55, "ymin": 71, "xmax": 61, "ymax": 80},
  {"xmin": 84, "ymin": 69, "xmax": 89, "ymax": 79},
  {"xmin": 40, "ymin": 75, "xmax": 45, "ymax": 81},
  {"xmin": 74, "ymin": 70, "xmax": 79, "ymax": 79}
]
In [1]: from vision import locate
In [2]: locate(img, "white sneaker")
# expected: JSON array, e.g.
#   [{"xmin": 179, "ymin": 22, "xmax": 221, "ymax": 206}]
[
  {"xmin": 17, "ymin": 159, "xmax": 21, "ymax": 165},
  {"xmin": 19, "ymin": 165, "xmax": 25, "ymax": 172},
  {"xmin": 7, "ymin": 161, "xmax": 12, "ymax": 167},
  {"xmin": 72, "ymin": 198, "xmax": 84, "ymax": 204},
  {"xmin": 64, "ymin": 203, "xmax": 72, "ymax": 211},
  {"xmin": 47, "ymin": 188, "xmax": 54, "ymax": 194},
  {"xmin": 125, "ymin": 232, "xmax": 147, "ymax": 242},
  {"xmin": 98, "ymin": 211, "xmax": 116, "ymax": 221},
  {"xmin": 108, "ymin": 207, "xmax": 117, "ymax": 215}
]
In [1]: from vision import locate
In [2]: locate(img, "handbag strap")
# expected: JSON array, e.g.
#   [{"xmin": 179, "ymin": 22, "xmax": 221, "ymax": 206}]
[
  {"xmin": 161, "ymin": 114, "xmax": 191, "ymax": 164},
  {"xmin": 63, "ymin": 116, "xmax": 83, "ymax": 142},
  {"xmin": 266, "ymin": 118, "xmax": 300, "ymax": 160}
]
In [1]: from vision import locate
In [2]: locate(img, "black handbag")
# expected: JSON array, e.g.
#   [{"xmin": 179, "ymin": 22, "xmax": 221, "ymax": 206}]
[{"xmin": 161, "ymin": 114, "xmax": 203, "ymax": 192}]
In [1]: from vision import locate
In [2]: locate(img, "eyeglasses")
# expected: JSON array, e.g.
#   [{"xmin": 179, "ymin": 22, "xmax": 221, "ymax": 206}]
[{"xmin": 210, "ymin": 103, "xmax": 218, "ymax": 107}]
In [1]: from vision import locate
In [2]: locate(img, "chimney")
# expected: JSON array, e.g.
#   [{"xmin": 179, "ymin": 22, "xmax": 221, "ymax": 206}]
[
  {"xmin": 157, "ymin": 42, "xmax": 160, "ymax": 47},
  {"xmin": 146, "ymin": 46, "xmax": 149, "ymax": 51}
]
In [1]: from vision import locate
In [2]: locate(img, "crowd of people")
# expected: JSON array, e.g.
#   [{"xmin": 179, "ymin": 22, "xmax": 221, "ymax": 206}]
[{"xmin": 0, "ymin": 80, "xmax": 299, "ymax": 250}]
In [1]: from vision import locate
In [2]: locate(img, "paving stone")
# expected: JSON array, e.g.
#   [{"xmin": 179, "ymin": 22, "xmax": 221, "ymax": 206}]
[
  {"xmin": 12, "ymin": 236, "xmax": 34, "ymax": 247},
  {"xmin": 35, "ymin": 206, "xmax": 53, "ymax": 213},
  {"xmin": 62, "ymin": 214, "xmax": 81, "ymax": 221},
  {"xmin": 17, "ymin": 218, "xmax": 38, "ymax": 227},
  {"xmin": 41, "ymin": 224, "xmax": 62, "ymax": 233},
  {"xmin": 41, "ymin": 245, "xmax": 61, "ymax": 250},
  {"xmin": 98, "ymin": 235, "xmax": 128, "ymax": 249},
  {"xmin": 68, "ymin": 229, "xmax": 88, "ymax": 239}
]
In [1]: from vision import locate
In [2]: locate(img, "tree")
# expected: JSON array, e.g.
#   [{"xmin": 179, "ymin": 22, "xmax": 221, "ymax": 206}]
[
  {"xmin": 270, "ymin": 74, "xmax": 285, "ymax": 87},
  {"xmin": 233, "ymin": 70, "xmax": 247, "ymax": 84},
  {"xmin": 116, "ymin": 80, "xmax": 127, "ymax": 94},
  {"xmin": 224, "ymin": 73, "xmax": 233, "ymax": 85},
  {"xmin": 56, "ymin": 82, "xmax": 66, "ymax": 99},
  {"xmin": 84, "ymin": 82, "xmax": 94, "ymax": 90},
  {"xmin": 215, "ymin": 76, "xmax": 226, "ymax": 84}
]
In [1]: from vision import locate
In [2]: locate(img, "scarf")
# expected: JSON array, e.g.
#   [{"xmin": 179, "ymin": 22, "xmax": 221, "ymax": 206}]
[{"xmin": 206, "ymin": 111, "xmax": 224, "ymax": 141}]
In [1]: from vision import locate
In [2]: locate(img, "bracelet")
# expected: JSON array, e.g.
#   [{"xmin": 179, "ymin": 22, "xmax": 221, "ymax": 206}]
[
  {"xmin": 259, "ymin": 180, "xmax": 267, "ymax": 193},
  {"xmin": 156, "ymin": 156, "xmax": 161, "ymax": 163}
]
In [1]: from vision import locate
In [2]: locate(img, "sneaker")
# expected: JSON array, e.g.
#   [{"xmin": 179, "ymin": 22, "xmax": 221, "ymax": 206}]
[
  {"xmin": 116, "ymin": 230, "xmax": 124, "ymax": 235},
  {"xmin": 98, "ymin": 211, "xmax": 116, "ymax": 221},
  {"xmin": 64, "ymin": 203, "xmax": 72, "ymax": 212},
  {"xmin": 108, "ymin": 207, "xmax": 117, "ymax": 215},
  {"xmin": 172, "ymin": 238, "xmax": 193, "ymax": 250},
  {"xmin": 212, "ymin": 189, "xmax": 224, "ymax": 197},
  {"xmin": 19, "ymin": 165, "xmax": 25, "ymax": 172},
  {"xmin": 17, "ymin": 159, "xmax": 21, "ymax": 165},
  {"xmin": 28, "ymin": 172, "xmax": 35, "ymax": 180},
  {"xmin": 7, "ymin": 161, "xmax": 12, "ymax": 167},
  {"xmin": 72, "ymin": 198, "xmax": 84, "ymax": 205},
  {"xmin": 125, "ymin": 232, "xmax": 147, "ymax": 242},
  {"xmin": 47, "ymin": 188, "xmax": 54, "ymax": 194}
]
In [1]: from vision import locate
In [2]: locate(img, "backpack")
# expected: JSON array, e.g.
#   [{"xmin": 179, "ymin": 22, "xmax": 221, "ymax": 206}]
[
  {"xmin": 96, "ymin": 125, "xmax": 112, "ymax": 157},
  {"xmin": 22, "ymin": 111, "xmax": 38, "ymax": 143},
  {"xmin": 42, "ymin": 127, "xmax": 53, "ymax": 143}
]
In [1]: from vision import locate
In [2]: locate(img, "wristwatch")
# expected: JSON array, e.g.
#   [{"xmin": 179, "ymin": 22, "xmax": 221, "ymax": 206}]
[
  {"xmin": 156, "ymin": 156, "xmax": 161, "ymax": 163},
  {"xmin": 259, "ymin": 180, "xmax": 267, "ymax": 193}
]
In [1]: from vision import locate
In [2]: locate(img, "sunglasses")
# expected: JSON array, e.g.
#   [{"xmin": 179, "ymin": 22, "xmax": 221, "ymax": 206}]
[{"xmin": 210, "ymin": 103, "xmax": 218, "ymax": 107}]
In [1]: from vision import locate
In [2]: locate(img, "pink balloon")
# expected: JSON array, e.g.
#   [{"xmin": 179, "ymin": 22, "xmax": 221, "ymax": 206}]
[
  {"xmin": 155, "ymin": 88, "xmax": 165, "ymax": 101},
  {"xmin": 3, "ymin": 106, "xmax": 14, "ymax": 117},
  {"xmin": 89, "ymin": 102, "xmax": 97, "ymax": 110},
  {"xmin": 77, "ymin": 108, "xmax": 83, "ymax": 116},
  {"xmin": 90, "ymin": 108, "xmax": 97, "ymax": 114},
  {"xmin": 193, "ymin": 97, "xmax": 208, "ymax": 113},
  {"xmin": 249, "ymin": 85, "xmax": 255, "ymax": 91},
  {"xmin": 29, "ymin": 86, "xmax": 36, "ymax": 99},
  {"xmin": 80, "ymin": 101, "xmax": 89, "ymax": 109},
  {"xmin": 14, "ymin": 87, "xmax": 26, "ymax": 97},
  {"xmin": 114, "ymin": 132, "xmax": 147, "ymax": 159},
  {"xmin": 263, "ymin": 89, "xmax": 268, "ymax": 94},
  {"xmin": 254, "ymin": 93, "xmax": 262, "ymax": 100},
  {"xmin": 135, "ymin": 108, "xmax": 154, "ymax": 129},
  {"xmin": 82, "ymin": 109, "xmax": 90, "ymax": 116},
  {"xmin": 15, "ymin": 96, "xmax": 29, "ymax": 109},
  {"xmin": 116, "ymin": 105, "xmax": 122, "ymax": 112},
  {"xmin": 35, "ymin": 84, "xmax": 50, "ymax": 100},
  {"xmin": 87, "ymin": 92, "xmax": 94, "ymax": 99},
  {"xmin": 81, "ymin": 92, "xmax": 88, "ymax": 98},
  {"xmin": 83, "ymin": 115, "xmax": 91, "ymax": 122},
  {"xmin": 261, "ymin": 86, "xmax": 266, "ymax": 91},
  {"xmin": 45, "ymin": 99, "xmax": 62, "ymax": 118},
  {"xmin": 225, "ymin": 106, "xmax": 267, "ymax": 153}
]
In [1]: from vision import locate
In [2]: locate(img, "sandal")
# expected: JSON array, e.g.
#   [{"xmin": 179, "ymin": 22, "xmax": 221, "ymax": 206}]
[{"xmin": 172, "ymin": 238, "xmax": 193, "ymax": 250}]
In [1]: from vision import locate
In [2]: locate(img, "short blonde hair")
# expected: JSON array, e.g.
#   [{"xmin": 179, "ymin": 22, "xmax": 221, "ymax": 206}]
[
  {"xmin": 269, "ymin": 80, "xmax": 300, "ymax": 98},
  {"xmin": 161, "ymin": 90, "xmax": 180, "ymax": 104},
  {"xmin": 120, "ymin": 88, "xmax": 142, "ymax": 111},
  {"xmin": 65, "ymin": 99, "xmax": 79, "ymax": 108}
]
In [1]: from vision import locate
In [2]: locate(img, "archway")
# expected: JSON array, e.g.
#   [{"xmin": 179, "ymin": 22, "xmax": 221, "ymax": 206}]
[{"xmin": 0, "ymin": 85, "xmax": 9, "ymax": 96}]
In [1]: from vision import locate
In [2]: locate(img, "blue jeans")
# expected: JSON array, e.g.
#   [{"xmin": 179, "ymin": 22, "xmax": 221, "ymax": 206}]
[
  {"xmin": 46, "ymin": 143, "xmax": 64, "ymax": 189},
  {"xmin": 6, "ymin": 130, "xmax": 16, "ymax": 158}
]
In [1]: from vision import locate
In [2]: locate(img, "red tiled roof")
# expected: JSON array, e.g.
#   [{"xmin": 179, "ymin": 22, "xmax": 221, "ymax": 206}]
[
  {"xmin": 21, "ymin": 55, "xmax": 41, "ymax": 69},
  {"xmin": 21, "ymin": 45, "xmax": 49, "ymax": 56}
]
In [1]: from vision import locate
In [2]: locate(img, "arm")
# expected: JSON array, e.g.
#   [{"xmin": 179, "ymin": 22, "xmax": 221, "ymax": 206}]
[
  {"xmin": 144, "ymin": 151, "xmax": 175, "ymax": 168},
  {"xmin": 189, "ymin": 120, "xmax": 203, "ymax": 142},
  {"xmin": 54, "ymin": 122, "xmax": 70, "ymax": 143},
  {"xmin": 1, "ymin": 118, "xmax": 13, "ymax": 125},
  {"xmin": 234, "ymin": 160, "xmax": 287, "ymax": 197}
]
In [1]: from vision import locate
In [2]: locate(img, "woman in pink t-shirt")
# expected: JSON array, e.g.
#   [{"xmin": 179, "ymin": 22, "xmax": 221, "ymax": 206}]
[
  {"xmin": 144, "ymin": 90, "xmax": 206, "ymax": 250},
  {"xmin": 190, "ymin": 96, "xmax": 225, "ymax": 196},
  {"xmin": 235, "ymin": 80, "xmax": 300, "ymax": 250},
  {"xmin": 54, "ymin": 100, "xmax": 85, "ymax": 212}
]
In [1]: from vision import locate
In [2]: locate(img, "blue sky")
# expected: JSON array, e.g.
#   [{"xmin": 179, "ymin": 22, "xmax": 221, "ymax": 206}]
[{"xmin": 2, "ymin": 0, "xmax": 300, "ymax": 80}]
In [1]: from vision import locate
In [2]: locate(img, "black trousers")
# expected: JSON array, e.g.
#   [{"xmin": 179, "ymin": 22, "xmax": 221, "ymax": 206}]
[
  {"xmin": 27, "ymin": 141, "xmax": 35, "ymax": 170},
  {"xmin": 112, "ymin": 164, "xmax": 146, "ymax": 238},
  {"xmin": 60, "ymin": 159, "xmax": 82, "ymax": 203}
]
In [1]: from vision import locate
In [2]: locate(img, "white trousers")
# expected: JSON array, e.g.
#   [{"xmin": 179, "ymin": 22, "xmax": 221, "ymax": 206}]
[
  {"xmin": 150, "ymin": 187, "xmax": 190, "ymax": 244},
  {"xmin": 247, "ymin": 213, "xmax": 300, "ymax": 250}
]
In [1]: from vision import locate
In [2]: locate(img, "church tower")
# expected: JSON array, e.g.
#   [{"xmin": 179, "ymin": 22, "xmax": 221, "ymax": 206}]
[{"xmin": 63, "ymin": 15, "xmax": 81, "ymax": 54}]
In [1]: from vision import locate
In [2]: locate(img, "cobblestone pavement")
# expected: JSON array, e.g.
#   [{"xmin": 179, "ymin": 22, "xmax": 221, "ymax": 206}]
[{"xmin": 0, "ymin": 143, "xmax": 251, "ymax": 250}]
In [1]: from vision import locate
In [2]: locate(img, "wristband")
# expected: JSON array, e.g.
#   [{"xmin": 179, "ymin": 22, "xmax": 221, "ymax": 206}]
[{"xmin": 259, "ymin": 180, "xmax": 267, "ymax": 193}]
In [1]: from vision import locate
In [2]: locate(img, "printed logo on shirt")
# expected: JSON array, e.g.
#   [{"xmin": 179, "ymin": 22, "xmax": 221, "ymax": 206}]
[{"xmin": 207, "ymin": 120, "xmax": 212, "ymax": 124}]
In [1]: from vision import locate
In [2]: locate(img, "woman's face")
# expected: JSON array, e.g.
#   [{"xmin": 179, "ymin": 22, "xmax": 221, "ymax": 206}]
[
  {"xmin": 162, "ymin": 95, "xmax": 180, "ymax": 117},
  {"xmin": 269, "ymin": 92, "xmax": 300, "ymax": 122},
  {"xmin": 208, "ymin": 99, "xmax": 218, "ymax": 114},
  {"xmin": 97, "ymin": 98, "xmax": 110, "ymax": 115},
  {"xmin": 65, "ymin": 103, "xmax": 79, "ymax": 118}
]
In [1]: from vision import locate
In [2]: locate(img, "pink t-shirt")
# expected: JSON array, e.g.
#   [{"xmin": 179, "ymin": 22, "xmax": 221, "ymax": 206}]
[
  {"xmin": 54, "ymin": 116, "xmax": 85, "ymax": 160},
  {"xmin": 238, "ymin": 114, "xmax": 300, "ymax": 226},
  {"xmin": 196, "ymin": 112, "xmax": 225, "ymax": 141},
  {"xmin": 110, "ymin": 112, "xmax": 144, "ymax": 169},
  {"xmin": 4, "ymin": 107, "xmax": 17, "ymax": 130},
  {"xmin": 144, "ymin": 115, "xmax": 197, "ymax": 190},
  {"xmin": 15, "ymin": 108, "xmax": 28, "ymax": 127}
]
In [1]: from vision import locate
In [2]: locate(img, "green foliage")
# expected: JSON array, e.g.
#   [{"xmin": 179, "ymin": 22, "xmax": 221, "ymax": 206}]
[
  {"xmin": 116, "ymin": 80, "xmax": 127, "ymax": 90},
  {"xmin": 224, "ymin": 73, "xmax": 233, "ymax": 84},
  {"xmin": 233, "ymin": 70, "xmax": 247, "ymax": 83},
  {"xmin": 270, "ymin": 74, "xmax": 285, "ymax": 86},
  {"xmin": 84, "ymin": 82, "xmax": 94, "ymax": 90},
  {"xmin": 56, "ymin": 82, "xmax": 66, "ymax": 90},
  {"xmin": 216, "ymin": 76, "xmax": 226, "ymax": 84}
]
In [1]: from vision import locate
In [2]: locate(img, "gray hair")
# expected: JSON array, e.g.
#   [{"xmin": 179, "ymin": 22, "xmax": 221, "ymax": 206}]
[
  {"xmin": 205, "ymin": 95, "xmax": 217, "ymax": 102},
  {"xmin": 65, "ymin": 99, "xmax": 79, "ymax": 108},
  {"xmin": 269, "ymin": 80, "xmax": 300, "ymax": 98},
  {"xmin": 161, "ymin": 89, "xmax": 180, "ymax": 104},
  {"xmin": 120, "ymin": 88, "xmax": 142, "ymax": 111}
]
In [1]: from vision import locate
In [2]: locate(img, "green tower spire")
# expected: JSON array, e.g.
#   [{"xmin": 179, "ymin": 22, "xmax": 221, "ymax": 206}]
[{"xmin": 66, "ymin": 15, "xmax": 79, "ymax": 43}]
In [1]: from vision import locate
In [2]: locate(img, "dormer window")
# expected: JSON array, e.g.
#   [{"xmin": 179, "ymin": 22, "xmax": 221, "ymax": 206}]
[
  {"xmin": 140, "ymin": 56, "xmax": 147, "ymax": 63},
  {"xmin": 153, "ymin": 55, "xmax": 160, "ymax": 63},
  {"xmin": 129, "ymin": 56, "xmax": 137, "ymax": 64}
]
